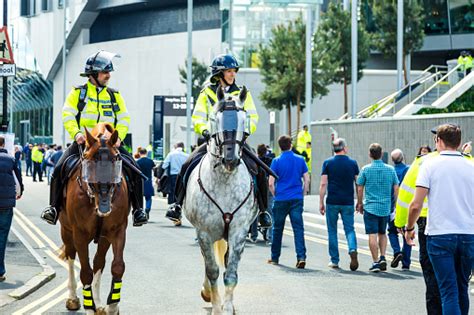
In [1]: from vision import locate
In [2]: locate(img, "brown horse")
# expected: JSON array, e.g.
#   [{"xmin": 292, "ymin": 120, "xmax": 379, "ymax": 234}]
[{"xmin": 59, "ymin": 123, "xmax": 130, "ymax": 315}]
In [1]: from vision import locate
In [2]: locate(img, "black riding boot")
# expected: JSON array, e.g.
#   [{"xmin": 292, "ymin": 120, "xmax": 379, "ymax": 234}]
[
  {"xmin": 165, "ymin": 143, "xmax": 208, "ymax": 223},
  {"xmin": 40, "ymin": 143, "xmax": 80, "ymax": 225},
  {"xmin": 165, "ymin": 176, "xmax": 184, "ymax": 222},
  {"xmin": 256, "ymin": 167, "xmax": 272, "ymax": 228},
  {"xmin": 130, "ymin": 177, "xmax": 148, "ymax": 227},
  {"xmin": 41, "ymin": 174, "xmax": 62, "ymax": 225}
]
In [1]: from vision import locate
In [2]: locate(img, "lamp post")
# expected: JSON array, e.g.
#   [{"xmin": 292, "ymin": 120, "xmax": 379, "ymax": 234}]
[
  {"xmin": 351, "ymin": 0, "xmax": 358, "ymax": 118},
  {"xmin": 186, "ymin": 0, "xmax": 193, "ymax": 151}
]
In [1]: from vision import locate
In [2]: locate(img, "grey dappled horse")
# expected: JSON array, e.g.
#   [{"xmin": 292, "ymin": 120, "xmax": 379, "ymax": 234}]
[{"xmin": 184, "ymin": 86, "xmax": 258, "ymax": 314}]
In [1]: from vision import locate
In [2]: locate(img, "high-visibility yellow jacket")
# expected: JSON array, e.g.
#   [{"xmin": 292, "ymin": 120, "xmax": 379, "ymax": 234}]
[
  {"xmin": 305, "ymin": 147, "xmax": 312, "ymax": 173},
  {"xmin": 458, "ymin": 55, "xmax": 473, "ymax": 72},
  {"xmin": 62, "ymin": 81, "xmax": 131, "ymax": 141},
  {"xmin": 31, "ymin": 146, "xmax": 43, "ymax": 163},
  {"xmin": 192, "ymin": 83, "xmax": 258, "ymax": 135},
  {"xmin": 296, "ymin": 130, "xmax": 311, "ymax": 154},
  {"xmin": 394, "ymin": 151, "xmax": 473, "ymax": 228}
]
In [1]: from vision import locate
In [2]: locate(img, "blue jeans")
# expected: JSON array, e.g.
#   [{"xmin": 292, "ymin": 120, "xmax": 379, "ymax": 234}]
[
  {"xmin": 0, "ymin": 208, "xmax": 14, "ymax": 276},
  {"xmin": 388, "ymin": 219, "xmax": 412, "ymax": 267},
  {"xmin": 326, "ymin": 204, "xmax": 357, "ymax": 264},
  {"xmin": 270, "ymin": 199, "xmax": 306, "ymax": 262},
  {"xmin": 145, "ymin": 197, "xmax": 152, "ymax": 212},
  {"xmin": 427, "ymin": 234, "xmax": 474, "ymax": 315}
]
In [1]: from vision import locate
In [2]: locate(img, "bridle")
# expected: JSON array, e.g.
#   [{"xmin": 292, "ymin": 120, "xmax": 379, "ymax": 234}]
[
  {"xmin": 196, "ymin": 154, "xmax": 255, "ymax": 241},
  {"xmin": 77, "ymin": 137, "xmax": 122, "ymax": 208}
]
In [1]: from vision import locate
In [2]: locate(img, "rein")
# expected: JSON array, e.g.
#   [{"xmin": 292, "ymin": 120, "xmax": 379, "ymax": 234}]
[{"xmin": 196, "ymin": 154, "xmax": 254, "ymax": 241}]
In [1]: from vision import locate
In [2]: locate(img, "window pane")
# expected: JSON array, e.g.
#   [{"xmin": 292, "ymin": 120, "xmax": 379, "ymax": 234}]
[
  {"xmin": 450, "ymin": 0, "xmax": 474, "ymax": 34},
  {"xmin": 423, "ymin": 0, "xmax": 450, "ymax": 34}
]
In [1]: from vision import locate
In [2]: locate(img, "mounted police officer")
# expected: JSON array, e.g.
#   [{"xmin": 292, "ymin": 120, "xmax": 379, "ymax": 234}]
[
  {"xmin": 41, "ymin": 50, "xmax": 148, "ymax": 227},
  {"xmin": 165, "ymin": 54, "xmax": 272, "ymax": 228}
]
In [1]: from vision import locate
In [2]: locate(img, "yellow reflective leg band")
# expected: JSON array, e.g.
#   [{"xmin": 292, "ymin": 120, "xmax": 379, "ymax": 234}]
[
  {"xmin": 107, "ymin": 280, "xmax": 122, "ymax": 304},
  {"xmin": 84, "ymin": 299, "xmax": 93, "ymax": 307},
  {"xmin": 83, "ymin": 287, "xmax": 95, "ymax": 310}
]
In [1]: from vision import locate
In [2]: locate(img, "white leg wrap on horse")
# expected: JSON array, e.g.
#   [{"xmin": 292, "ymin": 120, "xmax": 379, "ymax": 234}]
[
  {"xmin": 67, "ymin": 258, "xmax": 77, "ymax": 300},
  {"xmin": 92, "ymin": 269, "xmax": 102, "ymax": 308}
]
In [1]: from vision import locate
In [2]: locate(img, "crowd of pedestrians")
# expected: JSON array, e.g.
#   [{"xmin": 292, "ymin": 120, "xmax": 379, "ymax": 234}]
[
  {"xmin": 3, "ymin": 121, "xmax": 471, "ymax": 314},
  {"xmin": 18, "ymin": 142, "xmax": 64, "ymax": 184}
]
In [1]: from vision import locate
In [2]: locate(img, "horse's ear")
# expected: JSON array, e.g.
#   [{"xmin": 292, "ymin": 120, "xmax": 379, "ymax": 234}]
[
  {"xmin": 216, "ymin": 85, "xmax": 225, "ymax": 101},
  {"xmin": 108, "ymin": 130, "xmax": 119, "ymax": 147},
  {"xmin": 239, "ymin": 86, "xmax": 247, "ymax": 104},
  {"xmin": 84, "ymin": 128, "xmax": 96, "ymax": 147}
]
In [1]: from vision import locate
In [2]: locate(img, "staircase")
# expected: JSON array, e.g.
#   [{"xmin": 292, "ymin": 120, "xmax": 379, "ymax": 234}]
[{"xmin": 418, "ymin": 84, "xmax": 451, "ymax": 107}]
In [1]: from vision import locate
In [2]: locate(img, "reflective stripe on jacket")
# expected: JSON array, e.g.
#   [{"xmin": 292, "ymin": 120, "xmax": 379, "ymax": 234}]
[
  {"xmin": 62, "ymin": 81, "xmax": 130, "ymax": 140},
  {"xmin": 191, "ymin": 83, "xmax": 259, "ymax": 135}
]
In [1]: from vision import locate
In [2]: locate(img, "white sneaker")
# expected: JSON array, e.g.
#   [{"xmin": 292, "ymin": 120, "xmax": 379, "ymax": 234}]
[{"xmin": 328, "ymin": 262, "xmax": 339, "ymax": 269}]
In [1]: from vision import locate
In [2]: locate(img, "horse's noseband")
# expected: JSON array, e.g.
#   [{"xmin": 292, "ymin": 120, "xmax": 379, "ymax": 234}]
[{"xmin": 82, "ymin": 138, "xmax": 122, "ymax": 184}]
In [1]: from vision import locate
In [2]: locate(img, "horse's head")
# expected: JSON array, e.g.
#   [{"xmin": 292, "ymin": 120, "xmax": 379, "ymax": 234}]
[
  {"xmin": 81, "ymin": 123, "xmax": 122, "ymax": 217},
  {"xmin": 210, "ymin": 85, "xmax": 249, "ymax": 172}
]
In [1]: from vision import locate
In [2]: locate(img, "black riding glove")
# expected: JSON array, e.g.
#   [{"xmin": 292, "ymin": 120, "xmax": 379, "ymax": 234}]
[{"xmin": 202, "ymin": 130, "xmax": 211, "ymax": 141}]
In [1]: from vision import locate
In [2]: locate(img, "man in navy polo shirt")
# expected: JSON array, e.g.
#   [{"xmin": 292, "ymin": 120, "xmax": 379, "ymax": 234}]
[
  {"xmin": 319, "ymin": 138, "xmax": 360, "ymax": 271},
  {"xmin": 268, "ymin": 135, "xmax": 310, "ymax": 269}
]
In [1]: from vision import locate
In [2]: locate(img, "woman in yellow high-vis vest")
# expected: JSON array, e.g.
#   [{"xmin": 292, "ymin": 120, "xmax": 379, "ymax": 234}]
[{"xmin": 165, "ymin": 54, "xmax": 272, "ymax": 228}]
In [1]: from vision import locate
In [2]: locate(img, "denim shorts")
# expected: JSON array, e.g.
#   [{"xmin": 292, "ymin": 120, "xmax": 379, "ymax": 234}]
[{"xmin": 363, "ymin": 211, "xmax": 388, "ymax": 234}]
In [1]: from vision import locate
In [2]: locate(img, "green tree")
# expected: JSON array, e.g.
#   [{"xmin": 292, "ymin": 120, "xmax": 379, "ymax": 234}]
[
  {"xmin": 258, "ymin": 16, "xmax": 335, "ymax": 134},
  {"xmin": 314, "ymin": 3, "xmax": 370, "ymax": 115},
  {"xmin": 372, "ymin": 0, "xmax": 425, "ymax": 85},
  {"xmin": 178, "ymin": 57, "xmax": 209, "ymax": 102}
]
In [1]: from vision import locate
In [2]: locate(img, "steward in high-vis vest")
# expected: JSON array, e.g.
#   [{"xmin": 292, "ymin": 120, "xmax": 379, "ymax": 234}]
[
  {"xmin": 41, "ymin": 50, "xmax": 148, "ymax": 227},
  {"xmin": 296, "ymin": 125, "xmax": 311, "ymax": 155},
  {"xmin": 165, "ymin": 54, "xmax": 272, "ymax": 228},
  {"xmin": 394, "ymin": 126, "xmax": 472, "ymax": 315}
]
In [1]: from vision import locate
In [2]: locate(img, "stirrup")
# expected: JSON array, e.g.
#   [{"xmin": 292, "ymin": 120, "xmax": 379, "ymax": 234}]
[
  {"xmin": 41, "ymin": 206, "xmax": 58, "ymax": 225},
  {"xmin": 258, "ymin": 211, "xmax": 272, "ymax": 228},
  {"xmin": 165, "ymin": 204, "xmax": 182, "ymax": 222},
  {"xmin": 132, "ymin": 209, "xmax": 148, "ymax": 227}
]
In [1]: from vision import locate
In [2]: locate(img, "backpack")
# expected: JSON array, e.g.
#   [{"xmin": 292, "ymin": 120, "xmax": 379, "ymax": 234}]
[{"xmin": 74, "ymin": 84, "xmax": 121, "ymax": 127}]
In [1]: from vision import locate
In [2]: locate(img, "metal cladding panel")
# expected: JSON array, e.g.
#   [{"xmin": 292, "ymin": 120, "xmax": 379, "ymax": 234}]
[{"xmin": 90, "ymin": 2, "xmax": 220, "ymax": 43}]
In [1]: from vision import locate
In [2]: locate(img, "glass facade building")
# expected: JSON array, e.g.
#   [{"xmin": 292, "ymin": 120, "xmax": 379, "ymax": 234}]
[
  {"xmin": 424, "ymin": 0, "xmax": 474, "ymax": 35},
  {"xmin": 221, "ymin": 0, "xmax": 474, "ymax": 67},
  {"xmin": 0, "ymin": 68, "xmax": 53, "ymax": 145}
]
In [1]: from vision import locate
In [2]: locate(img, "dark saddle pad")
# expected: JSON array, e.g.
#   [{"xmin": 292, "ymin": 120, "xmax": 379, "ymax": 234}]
[{"xmin": 60, "ymin": 154, "xmax": 81, "ymax": 183}]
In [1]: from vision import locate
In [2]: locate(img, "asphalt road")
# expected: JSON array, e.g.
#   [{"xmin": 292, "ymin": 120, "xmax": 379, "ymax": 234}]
[{"xmin": 2, "ymin": 176, "xmax": 468, "ymax": 314}]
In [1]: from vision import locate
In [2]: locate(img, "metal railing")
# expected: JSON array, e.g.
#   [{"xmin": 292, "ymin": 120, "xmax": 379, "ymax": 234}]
[
  {"xmin": 352, "ymin": 65, "xmax": 448, "ymax": 119},
  {"xmin": 409, "ymin": 63, "xmax": 461, "ymax": 107}
]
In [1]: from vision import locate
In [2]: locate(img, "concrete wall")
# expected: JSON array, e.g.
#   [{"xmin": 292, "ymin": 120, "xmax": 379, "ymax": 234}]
[{"xmin": 309, "ymin": 113, "xmax": 474, "ymax": 194}]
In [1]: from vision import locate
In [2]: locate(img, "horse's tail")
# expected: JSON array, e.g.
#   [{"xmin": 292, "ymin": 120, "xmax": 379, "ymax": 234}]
[
  {"xmin": 57, "ymin": 244, "xmax": 67, "ymax": 260},
  {"xmin": 213, "ymin": 239, "xmax": 228, "ymax": 267}
]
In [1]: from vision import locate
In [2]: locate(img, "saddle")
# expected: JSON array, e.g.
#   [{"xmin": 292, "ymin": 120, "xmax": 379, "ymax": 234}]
[{"xmin": 60, "ymin": 154, "xmax": 81, "ymax": 183}]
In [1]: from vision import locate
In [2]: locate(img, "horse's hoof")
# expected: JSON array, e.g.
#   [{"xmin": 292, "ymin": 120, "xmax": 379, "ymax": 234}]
[
  {"xmin": 65, "ymin": 297, "xmax": 80, "ymax": 311},
  {"xmin": 200, "ymin": 288, "xmax": 211, "ymax": 302},
  {"xmin": 95, "ymin": 307, "xmax": 107, "ymax": 315},
  {"xmin": 174, "ymin": 220, "xmax": 182, "ymax": 227}
]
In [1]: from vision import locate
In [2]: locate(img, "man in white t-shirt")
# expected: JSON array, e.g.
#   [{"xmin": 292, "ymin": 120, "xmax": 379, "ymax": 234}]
[{"xmin": 405, "ymin": 123, "xmax": 474, "ymax": 315}]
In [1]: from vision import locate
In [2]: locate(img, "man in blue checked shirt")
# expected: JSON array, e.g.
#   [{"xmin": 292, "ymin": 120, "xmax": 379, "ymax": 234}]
[{"xmin": 356, "ymin": 143, "xmax": 399, "ymax": 273}]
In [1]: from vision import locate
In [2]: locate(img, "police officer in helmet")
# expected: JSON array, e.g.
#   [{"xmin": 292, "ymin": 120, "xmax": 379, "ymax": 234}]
[
  {"xmin": 41, "ymin": 50, "xmax": 148, "ymax": 227},
  {"xmin": 165, "ymin": 54, "xmax": 273, "ymax": 228}
]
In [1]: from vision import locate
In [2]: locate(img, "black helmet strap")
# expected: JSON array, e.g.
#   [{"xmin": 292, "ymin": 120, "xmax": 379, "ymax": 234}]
[{"xmin": 218, "ymin": 72, "xmax": 233, "ymax": 87}]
